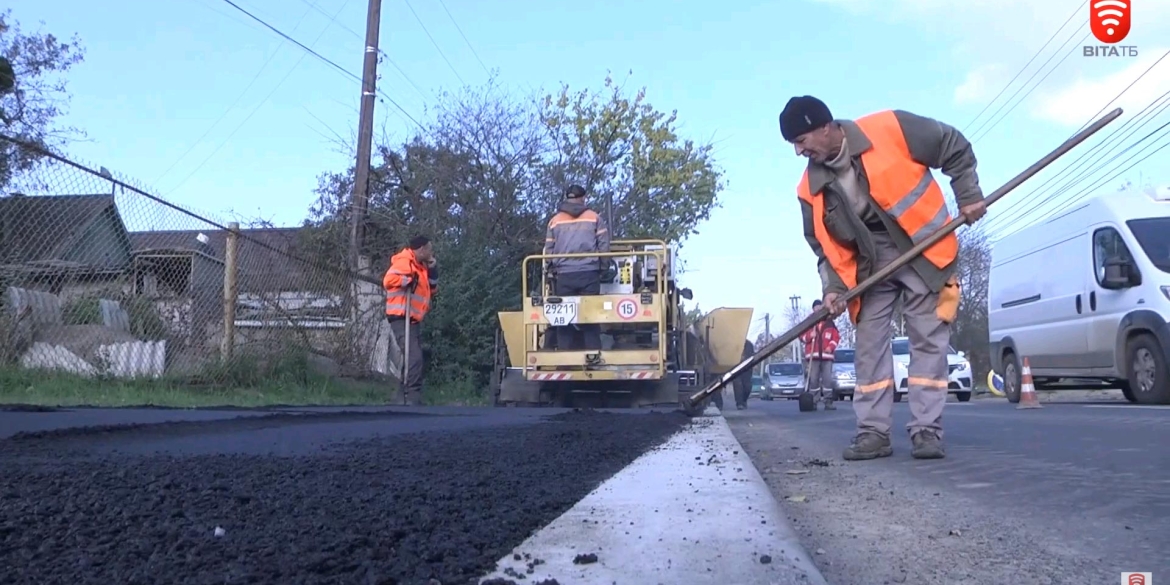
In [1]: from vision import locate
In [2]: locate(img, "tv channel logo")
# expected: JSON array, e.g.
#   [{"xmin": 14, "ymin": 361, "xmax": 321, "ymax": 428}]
[
  {"xmin": 1084, "ymin": 0, "xmax": 1138, "ymax": 57},
  {"xmin": 1122, "ymin": 572, "xmax": 1152, "ymax": 585}
]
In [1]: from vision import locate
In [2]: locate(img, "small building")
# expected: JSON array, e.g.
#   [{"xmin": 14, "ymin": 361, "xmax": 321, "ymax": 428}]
[
  {"xmin": 0, "ymin": 193, "xmax": 134, "ymax": 297},
  {"xmin": 128, "ymin": 232, "xmax": 225, "ymax": 350},
  {"xmin": 130, "ymin": 226, "xmax": 349, "ymax": 352}
]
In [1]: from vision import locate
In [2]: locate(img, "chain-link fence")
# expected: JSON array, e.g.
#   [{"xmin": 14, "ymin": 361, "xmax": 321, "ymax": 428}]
[{"xmin": 0, "ymin": 135, "xmax": 400, "ymax": 400}]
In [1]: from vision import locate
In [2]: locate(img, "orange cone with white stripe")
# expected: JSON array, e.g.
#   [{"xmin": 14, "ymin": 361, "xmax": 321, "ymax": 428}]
[{"xmin": 1016, "ymin": 357, "xmax": 1042, "ymax": 409}]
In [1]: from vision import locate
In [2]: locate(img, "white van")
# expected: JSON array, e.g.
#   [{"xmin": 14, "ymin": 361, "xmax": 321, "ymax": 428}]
[{"xmin": 987, "ymin": 185, "xmax": 1170, "ymax": 405}]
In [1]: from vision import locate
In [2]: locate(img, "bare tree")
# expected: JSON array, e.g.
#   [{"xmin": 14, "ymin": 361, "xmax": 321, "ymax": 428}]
[
  {"xmin": 0, "ymin": 10, "xmax": 86, "ymax": 188},
  {"xmin": 835, "ymin": 314, "xmax": 856, "ymax": 348},
  {"xmin": 951, "ymin": 226, "xmax": 992, "ymax": 378}
]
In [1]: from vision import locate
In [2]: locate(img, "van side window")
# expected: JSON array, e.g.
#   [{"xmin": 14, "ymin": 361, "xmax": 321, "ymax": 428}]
[{"xmin": 1092, "ymin": 228, "xmax": 1135, "ymax": 286}]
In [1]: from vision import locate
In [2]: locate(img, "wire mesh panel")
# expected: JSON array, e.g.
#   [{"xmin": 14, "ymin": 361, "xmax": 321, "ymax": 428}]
[{"xmin": 0, "ymin": 135, "xmax": 392, "ymax": 399}]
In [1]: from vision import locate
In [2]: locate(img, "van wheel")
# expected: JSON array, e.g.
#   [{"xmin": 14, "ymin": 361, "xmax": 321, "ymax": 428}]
[
  {"xmin": 893, "ymin": 392, "xmax": 902, "ymax": 403},
  {"xmin": 1003, "ymin": 351, "xmax": 1022, "ymax": 404},
  {"xmin": 1126, "ymin": 334, "xmax": 1170, "ymax": 405},
  {"xmin": 956, "ymin": 391, "xmax": 971, "ymax": 402}
]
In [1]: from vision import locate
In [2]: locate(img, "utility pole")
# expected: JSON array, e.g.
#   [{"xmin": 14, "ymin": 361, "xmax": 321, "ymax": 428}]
[
  {"xmin": 789, "ymin": 294, "xmax": 801, "ymax": 361},
  {"xmin": 348, "ymin": 0, "xmax": 383, "ymax": 273},
  {"xmin": 763, "ymin": 313, "xmax": 772, "ymax": 370}
]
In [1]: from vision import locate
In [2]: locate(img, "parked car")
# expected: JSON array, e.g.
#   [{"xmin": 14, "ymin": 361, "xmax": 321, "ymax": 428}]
[
  {"xmin": 891, "ymin": 337, "xmax": 973, "ymax": 402},
  {"xmin": 988, "ymin": 184, "xmax": 1170, "ymax": 405},
  {"xmin": 832, "ymin": 348, "xmax": 855, "ymax": 400},
  {"xmin": 750, "ymin": 375, "xmax": 764, "ymax": 398},
  {"xmin": 761, "ymin": 362, "xmax": 804, "ymax": 400}
]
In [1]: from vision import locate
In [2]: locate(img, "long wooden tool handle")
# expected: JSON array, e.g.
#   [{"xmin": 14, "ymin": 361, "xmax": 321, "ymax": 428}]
[{"xmin": 685, "ymin": 107, "xmax": 1125, "ymax": 409}]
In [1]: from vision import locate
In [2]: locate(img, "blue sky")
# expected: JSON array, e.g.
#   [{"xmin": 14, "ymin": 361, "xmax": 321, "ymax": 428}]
[{"xmin": 7, "ymin": 0, "xmax": 1170, "ymax": 340}]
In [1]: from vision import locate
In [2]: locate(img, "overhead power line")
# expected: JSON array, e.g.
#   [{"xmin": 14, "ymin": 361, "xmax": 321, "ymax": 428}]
[
  {"xmin": 1074, "ymin": 49, "xmax": 1170, "ymax": 134},
  {"xmin": 294, "ymin": 0, "xmax": 429, "ymax": 99},
  {"xmin": 987, "ymin": 106, "xmax": 1170, "ymax": 240},
  {"xmin": 999, "ymin": 91, "xmax": 1170, "ymax": 230},
  {"xmin": 435, "ymin": 0, "xmax": 491, "ymax": 76},
  {"xmin": 1024, "ymin": 125, "xmax": 1170, "ymax": 224},
  {"xmin": 969, "ymin": 26, "xmax": 1089, "ymax": 144},
  {"xmin": 402, "ymin": 0, "xmax": 466, "ymax": 86},
  {"xmin": 165, "ymin": 0, "xmax": 360, "ymax": 195},
  {"xmin": 961, "ymin": 0, "xmax": 1083, "ymax": 136},
  {"xmin": 153, "ymin": 2, "xmax": 319, "ymax": 187},
  {"xmin": 220, "ymin": 0, "xmax": 424, "ymax": 129},
  {"xmin": 981, "ymin": 50, "xmax": 1170, "ymax": 238}
]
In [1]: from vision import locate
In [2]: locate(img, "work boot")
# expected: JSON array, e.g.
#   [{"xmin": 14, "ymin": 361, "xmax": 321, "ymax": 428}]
[
  {"xmin": 736, "ymin": 402, "xmax": 746, "ymax": 410},
  {"xmin": 393, "ymin": 389, "xmax": 421, "ymax": 406},
  {"xmin": 911, "ymin": 430, "xmax": 946, "ymax": 459},
  {"xmin": 842, "ymin": 431, "xmax": 893, "ymax": 461},
  {"xmin": 823, "ymin": 399, "xmax": 836, "ymax": 411}
]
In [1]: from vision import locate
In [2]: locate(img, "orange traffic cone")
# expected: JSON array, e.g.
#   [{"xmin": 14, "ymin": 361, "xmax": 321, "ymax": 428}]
[{"xmin": 1016, "ymin": 357, "xmax": 1043, "ymax": 409}]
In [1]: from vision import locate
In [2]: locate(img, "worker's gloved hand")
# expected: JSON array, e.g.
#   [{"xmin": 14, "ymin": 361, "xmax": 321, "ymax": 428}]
[
  {"xmin": 936, "ymin": 276, "xmax": 961, "ymax": 323},
  {"xmin": 822, "ymin": 292, "xmax": 846, "ymax": 318},
  {"xmin": 960, "ymin": 200, "xmax": 987, "ymax": 224}
]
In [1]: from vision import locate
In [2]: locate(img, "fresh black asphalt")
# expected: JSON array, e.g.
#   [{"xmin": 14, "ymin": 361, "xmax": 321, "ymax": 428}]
[{"xmin": 0, "ymin": 406, "xmax": 689, "ymax": 585}]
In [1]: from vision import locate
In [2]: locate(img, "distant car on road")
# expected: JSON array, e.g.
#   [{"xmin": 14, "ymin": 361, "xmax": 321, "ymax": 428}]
[
  {"xmin": 832, "ymin": 348, "xmax": 855, "ymax": 401},
  {"xmin": 761, "ymin": 362, "xmax": 804, "ymax": 400},
  {"xmin": 750, "ymin": 375, "xmax": 763, "ymax": 398},
  {"xmin": 891, "ymin": 337, "xmax": 973, "ymax": 402}
]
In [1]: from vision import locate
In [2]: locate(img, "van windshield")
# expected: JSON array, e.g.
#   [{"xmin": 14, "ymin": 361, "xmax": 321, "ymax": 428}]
[
  {"xmin": 1127, "ymin": 218, "xmax": 1170, "ymax": 273},
  {"xmin": 767, "ymin": 363, "xmax": 803, "ymax": 376}
]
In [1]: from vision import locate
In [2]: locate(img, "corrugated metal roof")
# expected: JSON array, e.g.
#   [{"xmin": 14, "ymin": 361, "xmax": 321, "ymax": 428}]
[{"xmin": 0, "ymin": 194, "xmax": 120, "ymax": 265}]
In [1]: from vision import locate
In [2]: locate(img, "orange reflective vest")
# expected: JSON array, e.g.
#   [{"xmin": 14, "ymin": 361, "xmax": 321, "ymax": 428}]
[
  {"xmin": 797, "ymin": 110, "xmax": 959, "ymax": 323},
  {"xmin": 383, "ymin": 248, "xmax": 432, "ymax": 322}
]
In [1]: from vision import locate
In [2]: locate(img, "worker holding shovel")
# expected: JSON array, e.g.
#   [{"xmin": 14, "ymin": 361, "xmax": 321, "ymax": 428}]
[
  {"xmin": 780, "ymin": 96, "xmax": 987, "ymax": 461},
  {"xmin": 383, "ymin": 236, "xmax": 436, "ymax": 406}
]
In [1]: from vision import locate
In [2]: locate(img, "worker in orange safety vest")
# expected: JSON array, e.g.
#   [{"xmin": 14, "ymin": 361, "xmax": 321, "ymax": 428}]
[
  {"xmin": 780, "ymin": 95, "xmax": 987, "ymax": 461},
  {"xmin": 383, "ymin": 235, "xmax": 435, "ymax": 405}
]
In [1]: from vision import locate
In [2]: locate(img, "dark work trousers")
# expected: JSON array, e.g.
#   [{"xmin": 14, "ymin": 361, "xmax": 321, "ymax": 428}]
[
  {"xmin": 734, "ymin": 373, "xmax": 751, "ymax": 407},
  {"xmin": 388, "ymin": 316, "xmax": 424, "ymax": 402},
  {"xmin": 547, "ymin": 270, "xmax": 601, "ymax": 351}
]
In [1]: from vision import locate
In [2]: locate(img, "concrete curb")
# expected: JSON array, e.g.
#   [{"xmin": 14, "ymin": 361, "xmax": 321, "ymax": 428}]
[{"xmin": 478, "ymin": 407, "xmax": 828, "ymax": 585}]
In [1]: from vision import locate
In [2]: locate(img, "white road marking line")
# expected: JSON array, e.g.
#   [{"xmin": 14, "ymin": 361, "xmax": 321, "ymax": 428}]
[
  {"xmin": 955, "ymin": 482, "xmax": 995, "ymax": 489},
  {"xmin": 1082, "ymin": 405, "xmax": 1170, "ymax": 410}
]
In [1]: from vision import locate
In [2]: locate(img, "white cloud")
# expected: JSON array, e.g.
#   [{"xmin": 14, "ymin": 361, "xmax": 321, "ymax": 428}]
[
  {"xmin": 954, "ymin": 64, "xmax": 1007, "ymax": 105},
  {"xmin": 1031, "ymin": 48, "xmax": 1170, "ymax": 126},
  {"xmin": 809, "ymin": 0, "xmax": 1170, "ymax": 120}
]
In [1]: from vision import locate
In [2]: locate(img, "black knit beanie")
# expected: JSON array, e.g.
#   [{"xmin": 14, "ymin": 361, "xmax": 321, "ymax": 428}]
[{"xmin": 779, "ymin": 96, "xmax": 833, "ymax": 142}]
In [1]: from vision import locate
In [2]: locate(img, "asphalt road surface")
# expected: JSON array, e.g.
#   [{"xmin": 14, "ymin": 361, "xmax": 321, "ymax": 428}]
[
  {"xmin": 0, "ymin": 406, "xmax": 688, "ymax": 585},
  {"xmin": 725, "ymin": 397, "xmax": 1170, "ymax": 585}
]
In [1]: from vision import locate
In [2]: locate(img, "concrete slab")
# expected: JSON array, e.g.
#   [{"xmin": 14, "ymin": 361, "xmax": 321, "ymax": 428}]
[{"xmin": 478, "ymin": 407, "xmax": 827, "ymax": 585}]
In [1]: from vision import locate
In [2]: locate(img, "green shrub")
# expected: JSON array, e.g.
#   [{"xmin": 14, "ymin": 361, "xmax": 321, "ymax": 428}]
[{"xmin": 61, "ymin": 297, "xmax": 102, "ymax": 325}]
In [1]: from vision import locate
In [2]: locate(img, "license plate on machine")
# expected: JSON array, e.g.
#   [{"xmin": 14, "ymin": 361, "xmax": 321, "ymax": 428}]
[{"xmin": 543, "ymin": 298, "xmax": 579, "ymax": 326}]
